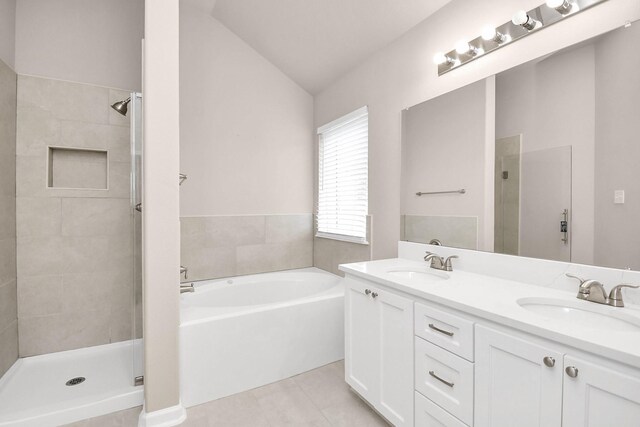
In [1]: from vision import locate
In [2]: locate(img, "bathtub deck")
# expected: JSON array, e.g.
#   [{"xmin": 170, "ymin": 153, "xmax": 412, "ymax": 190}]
[{"xmin": 70, "ymin": 360, "xmax": 390, "ymax": 427}]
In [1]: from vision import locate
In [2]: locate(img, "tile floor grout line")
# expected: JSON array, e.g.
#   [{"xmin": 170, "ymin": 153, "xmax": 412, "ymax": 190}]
[{"xmin": 292, "ymin": 369, "xmax": 337, "ymax": 426}]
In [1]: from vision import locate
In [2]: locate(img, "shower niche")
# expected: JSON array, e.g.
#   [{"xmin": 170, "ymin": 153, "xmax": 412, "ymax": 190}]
[{"xmin": 47, "ymin": 146, "xmax": 109, "ymax": 190}]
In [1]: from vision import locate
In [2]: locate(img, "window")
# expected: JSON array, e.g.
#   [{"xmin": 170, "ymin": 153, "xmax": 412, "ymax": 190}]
[{"xmin": 316, "ymin": 106, "xmax": 368, "ymax": 243}]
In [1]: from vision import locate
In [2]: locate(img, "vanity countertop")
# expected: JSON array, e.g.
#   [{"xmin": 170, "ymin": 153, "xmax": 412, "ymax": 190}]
[{"xmin": 340, "ymin": 258, "xmax": 640, "ymax": 368}]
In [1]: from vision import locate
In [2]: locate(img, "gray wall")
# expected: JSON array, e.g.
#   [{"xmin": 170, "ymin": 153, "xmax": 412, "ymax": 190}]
[
  {"xmin": 594, "ymin": 24, "xmax": 640, "ymax": 270},
  {"xmin": 15, "ymin": 75, "xmax": 134, "ymax": 356},
  {"xmin": 0, "ymin": 57, "xmax": 17, "ymax": 377},
  {"xmin": 0, "ymin": 0, "xmax": 16, "ymax": 69},
  {"xmin": 14, "ymin": 0, "xmax": 144, "ymax": 91}
]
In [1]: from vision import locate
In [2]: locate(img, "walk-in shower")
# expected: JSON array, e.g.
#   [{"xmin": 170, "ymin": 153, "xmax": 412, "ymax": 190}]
[{"xmin": 0, "ymin": 77, "xmax": 145, "ymax": 425}]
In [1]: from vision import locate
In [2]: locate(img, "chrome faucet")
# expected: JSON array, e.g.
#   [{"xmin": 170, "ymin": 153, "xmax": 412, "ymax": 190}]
[
  {"xmin": 180, "ymin": 283, "xmax": 195, "ymax": 294},
  {"xmin": 566, "ymin": 274, "xmax": 639, "ymax": 307},
  {"xmin": 424, "ymin": 252, "xmax": 458, "ymax": 272}
]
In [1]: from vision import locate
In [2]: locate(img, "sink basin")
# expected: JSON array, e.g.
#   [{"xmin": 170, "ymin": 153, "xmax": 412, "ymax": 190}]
[
  {"xmin": 517, "ymin": 297, "xmax": 640, "ymax": 332},
  {"xmin": 387, "ymin": 269, "xmax": 449, "ymax": 282}
]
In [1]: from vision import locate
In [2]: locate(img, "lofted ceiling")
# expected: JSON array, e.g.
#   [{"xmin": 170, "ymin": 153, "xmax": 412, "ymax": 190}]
[{"xmin": 210, "ymin": 0, "xmax": 452, "ymax": 94}]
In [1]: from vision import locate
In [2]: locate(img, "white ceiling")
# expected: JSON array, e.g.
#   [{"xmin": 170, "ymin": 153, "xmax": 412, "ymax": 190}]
[{"xmin": 211, "ymin": 0, "xmax": 452, "ymax": 94}]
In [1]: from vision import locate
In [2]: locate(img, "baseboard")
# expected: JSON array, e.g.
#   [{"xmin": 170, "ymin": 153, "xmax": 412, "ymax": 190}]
[{"xmin": 138, "ymin": 401, "xmax": 187, "ymax": 427}]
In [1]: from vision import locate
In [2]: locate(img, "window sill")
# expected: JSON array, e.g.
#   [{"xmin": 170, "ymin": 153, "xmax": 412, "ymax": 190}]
[{"xmin": 315, "ymin": 232, "xmax": 369, "ymax": 245}]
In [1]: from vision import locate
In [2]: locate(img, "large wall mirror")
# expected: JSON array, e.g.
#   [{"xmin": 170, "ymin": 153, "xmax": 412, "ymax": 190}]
[{"xmin": 401, "ymin": 21, "xmax": 640, "ymax": 271}]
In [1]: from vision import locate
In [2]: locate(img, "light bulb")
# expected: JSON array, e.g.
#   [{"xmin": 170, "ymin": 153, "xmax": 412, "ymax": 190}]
[
  {"xmin": 546, "ymin": 0, "xmax": 573, "ymax": 14},
  {"xmin": 481, "ymin": 26, "xmax": 507, "ymax": 43},
  {"xmin": 481, "ymin": 26, "xmax": 497, "ymax": 41},
  {"xmin": 512, "ymin": 10, "xmax": 540, "ymax": 30},
  {"xmin": 455, "ymin": 40, "xmax": 471, "ymax": 54},
  {"xmin": 433, "ymin": 52, "xmax": 455, "ymax": 66}
]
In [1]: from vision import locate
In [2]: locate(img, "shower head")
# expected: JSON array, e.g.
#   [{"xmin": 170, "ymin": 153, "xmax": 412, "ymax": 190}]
[{"xmin": 110, "ymin": 97, "xmax": 131, "ymax": 116}]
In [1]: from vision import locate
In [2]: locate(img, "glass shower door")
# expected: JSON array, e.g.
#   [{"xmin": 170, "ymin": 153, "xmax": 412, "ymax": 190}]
[{"xmin": 130, "ymin": 92, "xmax": 144, "ymax": 385}]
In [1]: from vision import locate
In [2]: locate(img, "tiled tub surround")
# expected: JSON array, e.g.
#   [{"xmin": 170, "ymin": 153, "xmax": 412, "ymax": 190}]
[
  {"xmin": 180, "ymin": 214, "xmax": 314, "ymax": 282},
  {"xmin": 15, "ymin": 75, "xmax": 135, "ymax": 357},
  {"xmin": 401, "ymin": 214, "xmax": 478, "ymax": 250},
  {"xmin": 0, "ymin": 59, "xmax": 17, "ymax": 377}
]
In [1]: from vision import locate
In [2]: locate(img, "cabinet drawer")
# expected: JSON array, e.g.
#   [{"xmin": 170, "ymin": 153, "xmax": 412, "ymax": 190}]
[
  {"xmin": 415, "ymin": 337, "xmax": 474, "ymax": 426},
  {"xmin": 415, "ymin": 302, "xmax": 474, "ymax": 361},
  {"xmin": 415, "ymin": 392, "xmax": 468, "ymax": 427}
]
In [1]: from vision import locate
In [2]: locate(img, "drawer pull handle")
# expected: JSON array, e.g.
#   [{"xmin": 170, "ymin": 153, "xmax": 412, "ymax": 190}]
[
  {"xmin": 429, "ymin": 370, "xmax": 454, "ymax": 388},
  {"xmin": 428, "ymin": 323, "xmax": 454, "ymax": 337},
  {"xmin": 365, "ymin": 289, "xmax": 371, "ymax": 296},
  {"xmin": 565, "ymin": 366, "xmax": 579, "ymax": 378},
  {"xmin": 543, "ymin": 356, "xmax": 555, "ymax": 367},
  {"xmin": 371, "ymin": 292, "xmax": 378, "ymax": 298}
]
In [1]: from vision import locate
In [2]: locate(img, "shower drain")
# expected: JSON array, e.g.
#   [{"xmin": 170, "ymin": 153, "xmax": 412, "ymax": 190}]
[{"xmin": 65, "ymin": 377, "xmax": 86, "ymax": 386}]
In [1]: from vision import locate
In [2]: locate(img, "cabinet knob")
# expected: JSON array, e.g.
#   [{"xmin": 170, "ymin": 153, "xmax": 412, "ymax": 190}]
[
  {"xmin": 371, "ymin": 292, "xmax": 378, "ymax": 298},
  {"xmin": 543, "ymin": 356, "xmax": 555, "ymax": 367},
  {"xmin": 565, "ymin": 366, "xmax": 579, "ymax": 378},
  {"xmin": 365, "ymin": 289, "xmax": 371, "ymax": 296}
]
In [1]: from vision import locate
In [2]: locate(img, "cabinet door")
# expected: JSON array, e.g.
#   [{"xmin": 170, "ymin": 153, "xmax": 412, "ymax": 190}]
[
  {"xmin": 563, "ymin": 355, "xmax": 640, "ymax": 427},
  {"xmin": 376, "ymin": 289, "xmax": 414, "ymax": 427},
  {"xmin": 475, "ymin": 325, "xmax": 563, "ymax": 427},
  {"xmin": 344, "ymin": 279, "xmax": 379, "ymax": 402}
]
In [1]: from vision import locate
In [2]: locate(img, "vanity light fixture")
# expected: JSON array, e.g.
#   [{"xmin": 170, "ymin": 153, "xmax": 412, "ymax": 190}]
[
  {"xmin": 433, "ymin": 0, "xmax": 608, "ymax": 76},
  {"xmin": 455, "ymin": 40, "xmax": 480, "ymax": 56},
  {"xmin": 512, "ymin": 10, "xmax": 541, "ymax": 30},
  {"xmin": 546, "ymin": 0, "xmax": 575, "ymax": 15},
  {"xmin": 433, "ymin": 52, "xmax": 455, "ymax": 66},
  {"xmin": 481, "ymin": 26, "xmax": 507, "ymax": 43}
]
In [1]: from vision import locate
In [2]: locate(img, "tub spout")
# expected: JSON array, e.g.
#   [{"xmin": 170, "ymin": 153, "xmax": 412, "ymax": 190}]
[{"xmin": 180, "ymin": 283, "xmax": 194, "ymax": 294}]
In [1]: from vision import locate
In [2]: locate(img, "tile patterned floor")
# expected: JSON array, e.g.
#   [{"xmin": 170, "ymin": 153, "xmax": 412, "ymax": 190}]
[{"xmin": 66, "ymin": 360, "xmax": 390, "ymax": 427}]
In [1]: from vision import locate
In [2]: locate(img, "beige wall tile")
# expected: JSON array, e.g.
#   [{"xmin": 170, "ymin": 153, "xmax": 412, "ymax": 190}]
[
  {"xmin": 265, "ymin": 214, "xmax": 312, "ymax": 244},
  {"xmin": 290, "ymin": 240, "xmax": 313, "ymax": 269},
  {"xmin": 0, "ymin": 280, "xmax": 17, "ymax": 330},
  {"xmin": 0, "ymin": 237, "xmax": 16, "ymax": 285},
  {"xmin": 16, "ymin": 197, "xmax": 62, "ymax": 238},
  {"xmin": 236, "ymin": 243, "xmax": 291, "ymax": 276},
  {"xmin": 18, "ymin": 308, "xmax": 111, "ymax": 356},
  {"xmin": 203, "ymin": 215, "xmax": 266, "ymax": 248},
  {"xmin": 0, "ymin": 196, "xmax": 16, "ymax": 240},
  {"xmin": 17, "ymin": 275, "xmax": 62, "ymax": 317},
  {"xmin": 18, "ymin": 75, "xmax": 110, "ymax": 124},
  {"xmin": 61, "ymin": 198, "xmax": 130, "ymax": 237},
  {"xmin": 17, "ymin": 235, "xmax": 65, "ymax": 277},
  {"xmin": 0, "ymin": 320, "xmax": 18, "ymax": 377},
  {"xmin": 182, "ymin": 246, "xmax": 236, "ymax": 282},
  {"xmin": 313, "ymin": 237, "xmax": 371, "ymax": 276}
]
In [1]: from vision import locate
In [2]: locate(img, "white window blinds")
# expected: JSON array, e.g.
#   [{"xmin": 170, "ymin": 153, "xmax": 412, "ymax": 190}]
[{"xmin": 316, "ymin": 106, "xmax": 368, "ymax": 243}]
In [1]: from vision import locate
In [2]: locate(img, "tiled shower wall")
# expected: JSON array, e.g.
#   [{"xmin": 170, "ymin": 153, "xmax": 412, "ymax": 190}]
[
  {"xmin": 180, "ymin": 214, "xmax": 313, "ymax": 282},
  {"xmin": 15, "ymin": 75, "xmax": 135, "ymax": 357},
  {"xmin": 0, "ymin": 59, "xmax": 17, "ymax": 376}
]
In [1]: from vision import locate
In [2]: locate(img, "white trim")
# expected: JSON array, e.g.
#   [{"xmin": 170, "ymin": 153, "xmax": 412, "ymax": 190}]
[
  {"xmin": 315, "ymin": 231, "xmax": 369, "ymax": 245},
  {"xmin": 317, "ymin": 105, "xmax": 368, "ymax": 134},
  {"xmin": 138, "ymin": 402, "xmax": 186, "ymax": 427}
]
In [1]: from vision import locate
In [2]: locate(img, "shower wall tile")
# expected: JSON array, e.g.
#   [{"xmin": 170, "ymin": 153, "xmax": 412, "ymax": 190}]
[
  {"xmin": 17, "ymin": 275, "xmax": 63, "ymax": 317},
  {"xmin": 0, "ymin": 57, "xmax": 17, "ymax": 377},
  {"xmin": 15, "ymin": 75, "xmax": 135, "ymax": 357},
  {"xmin": 180, "ymin": 214, "xmax": 313, "ymax": 282},
  {"xmin": 0, "ymin": 321, "xmax": 18, "ymax": 377}
]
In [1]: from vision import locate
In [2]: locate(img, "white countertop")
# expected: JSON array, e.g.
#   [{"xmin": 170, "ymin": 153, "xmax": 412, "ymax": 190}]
[{"xmin": 340, "ymin": 258, "xmax": 640, "ymax": 368}]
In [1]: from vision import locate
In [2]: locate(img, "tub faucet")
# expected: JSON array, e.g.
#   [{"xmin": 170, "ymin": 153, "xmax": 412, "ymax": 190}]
[
  {"xmin": 424, "ymin": 252, "xmax": 458, "ymax": 272},
  {"xmin": 180, "ymin": 283, "xmax": 194, "ymax": 294},
  {"xmin": 180, "ymin": 265, "xmax": 188, "ymax": 280}
]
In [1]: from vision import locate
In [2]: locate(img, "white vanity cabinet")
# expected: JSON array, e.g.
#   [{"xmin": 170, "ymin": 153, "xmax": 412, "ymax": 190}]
[
  {"xmin": 475, "ymin": 325, "xmax": 564, "ymax": 427},
  {"xmin": 562, "ymin": 355, "xmax": 640, "ymax": 427},
  {"xmin": 475, "ymin": 325, "xmax": 640, "ymax": 427},
  {"xmin": 344, "ymin": 277, "xmax": 414, "ymax": 426}
]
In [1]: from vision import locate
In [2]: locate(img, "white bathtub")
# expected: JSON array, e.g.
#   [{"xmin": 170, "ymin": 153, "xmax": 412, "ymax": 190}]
[{"xmin": 179, "ymin": 267, "xmax": 344, "ymax": 407}]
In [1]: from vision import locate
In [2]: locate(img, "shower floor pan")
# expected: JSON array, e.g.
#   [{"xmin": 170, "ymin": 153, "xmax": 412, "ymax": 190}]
[{"xmin": 0, "ymin": 340, "xmax": 143, "ymax": 427}]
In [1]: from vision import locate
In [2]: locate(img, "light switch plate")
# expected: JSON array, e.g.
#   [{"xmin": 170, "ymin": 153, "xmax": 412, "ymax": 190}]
[{"xmin": 614, "ymin": 190, "xmax": 625, "ymax": 204}]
